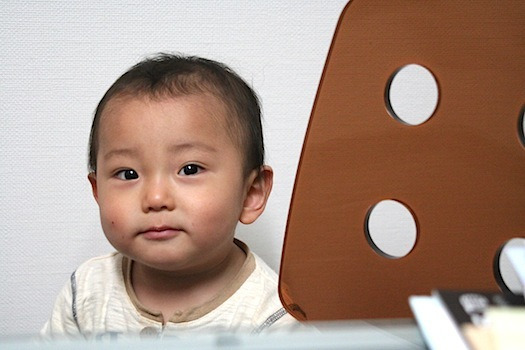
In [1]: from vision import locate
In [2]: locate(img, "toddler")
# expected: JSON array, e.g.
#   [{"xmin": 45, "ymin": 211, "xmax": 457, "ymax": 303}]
[{"xmin": 41, "ymin": 53, "xmax": 298, "ymax": 339}]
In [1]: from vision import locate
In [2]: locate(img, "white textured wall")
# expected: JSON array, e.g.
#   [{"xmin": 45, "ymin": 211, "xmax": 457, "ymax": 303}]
[{"xmin": 0, "ymin": 0, "xmax": 349, "ymax": 337}]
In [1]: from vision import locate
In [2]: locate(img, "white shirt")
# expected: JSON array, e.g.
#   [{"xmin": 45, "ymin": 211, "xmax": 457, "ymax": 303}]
[{"xmin": 41, "ymin": 241, "xmax": 298, "ymax": 340}]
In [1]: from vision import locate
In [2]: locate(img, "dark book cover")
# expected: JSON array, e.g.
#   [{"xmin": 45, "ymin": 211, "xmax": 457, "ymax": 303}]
[{"xmin": 433, "ymin": 289, "xmax": 525, "ymax": 327}]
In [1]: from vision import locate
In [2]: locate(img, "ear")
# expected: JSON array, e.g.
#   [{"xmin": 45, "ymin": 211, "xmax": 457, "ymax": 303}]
[
  {"xmin": 239, "ymin": 165, "xmax": 273, "ymax": 225},
  {"xmin": 88, "ymin": 172, "xmax": 99, "ymax": 203}
]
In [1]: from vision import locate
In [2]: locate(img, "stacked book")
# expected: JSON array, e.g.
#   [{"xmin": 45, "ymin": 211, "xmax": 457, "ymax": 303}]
[{"xmin": 409, "ymin": 246, "xmax": 525, "ymax": 350}]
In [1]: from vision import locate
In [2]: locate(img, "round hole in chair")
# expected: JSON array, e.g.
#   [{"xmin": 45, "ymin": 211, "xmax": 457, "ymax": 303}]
[
  {"xmin": 518, "ymin": 106, "xmax": 525, "ymax": 148},
  {"xmin": 494, "ymin": 237, "xmax": 525, "ymax": 295},
  {"xmin": 365, "ymin": 199, "xmax": 418, "ymax": 259},
  {"xmin": 386, "ymin": 64, "xmax": 439, "ymax": 126}
]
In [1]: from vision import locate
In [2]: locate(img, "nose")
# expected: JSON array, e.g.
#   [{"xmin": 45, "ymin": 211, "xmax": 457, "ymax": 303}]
[{"xmin": 141, "ymin": 177, "xmax": 175, "ymax": 212}]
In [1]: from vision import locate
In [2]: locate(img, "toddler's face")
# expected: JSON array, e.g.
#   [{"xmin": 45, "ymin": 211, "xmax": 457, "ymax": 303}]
[{"xmin": 89, "ymin": 93, "xmax": 252, "ymax": 274}]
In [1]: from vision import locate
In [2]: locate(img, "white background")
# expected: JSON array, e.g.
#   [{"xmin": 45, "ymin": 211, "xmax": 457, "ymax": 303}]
[
  {"xmin": 0, "ymin": 0, "xmax": 349, "ymax": 337},
  {"xmin": 3, "ymin": 1, "xmax": 522, "ymax": 339}
]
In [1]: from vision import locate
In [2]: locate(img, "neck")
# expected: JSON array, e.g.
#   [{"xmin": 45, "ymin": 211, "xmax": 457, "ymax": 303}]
[{"xmin": 130, "ymin": 242, "xmax": 246, "ymax": 321}]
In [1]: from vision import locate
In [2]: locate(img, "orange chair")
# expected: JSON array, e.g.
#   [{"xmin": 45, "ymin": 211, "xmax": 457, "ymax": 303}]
[{"xmin": 279, "ymin": 0, "xmax": 525, "ymax": 321}]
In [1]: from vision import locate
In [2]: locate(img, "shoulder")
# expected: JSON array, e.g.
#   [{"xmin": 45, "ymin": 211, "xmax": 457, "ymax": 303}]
[
  {"xmin": 74, "ymin": 251, "xmax": 122, "ymax": 275},
  {"xmin": 250, "ymin": 252, "xmax": 279, "ymax": 290},
  {"xmin": 69, "ymin": 253, "xmax": 137, "ymax": 334},
  {"xmin": 234, "ymin": 240, "xmax": 279, "ymax": 290},
  {"xmin": 231, "ymin": 241, "xmax": 279, "ymax": 304},
  {"xmin": 72, "ymin": 252, "xmax": 124, "ymax": 297},
  {"xmin": 250, "ymin": 253, "xmax": 290, "ymax": 308},
  {"xmin": 233, "ymin": 246, "xmax": 300, "ymax": 332},
  {"xmin": 73, "ymin": 252, "xmax": 123, "ymax": 278},
  {"xmin": 41, "ymin": 252, "xmax": 128, "ymax": 339}
]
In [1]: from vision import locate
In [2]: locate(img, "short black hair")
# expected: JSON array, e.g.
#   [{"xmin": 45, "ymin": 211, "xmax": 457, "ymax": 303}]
[{"xmin": 88, "ymin": 53, "xmax": 264, "ymax": 176}]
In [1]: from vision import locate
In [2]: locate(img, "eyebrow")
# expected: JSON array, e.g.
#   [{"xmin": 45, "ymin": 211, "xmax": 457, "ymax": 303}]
[
  {"xmin": 103, "ymin": 148, "xmax": 138, "ymax": 161},
  {"xmin": 102, "ymin": 142, "xmax": 218, "ymax": 161},
  {"xmin": 168, "ymin": 142, "xmax": 218, "ymax": 154}
]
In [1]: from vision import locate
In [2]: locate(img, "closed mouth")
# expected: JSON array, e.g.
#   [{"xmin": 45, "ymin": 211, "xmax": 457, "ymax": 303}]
[{"xmin": 139, "ymin": 226, "xmax": 182, "ymax": 240}]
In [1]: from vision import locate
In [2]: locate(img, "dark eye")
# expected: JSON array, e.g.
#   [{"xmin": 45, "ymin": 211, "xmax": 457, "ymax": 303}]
[
  {"xmin": 116, "ymin": 169, "xmax": 139, "ymax": 180},
  {"xmin": 179, "ymin": 164, "xmax": 201, "ymax": 176}
]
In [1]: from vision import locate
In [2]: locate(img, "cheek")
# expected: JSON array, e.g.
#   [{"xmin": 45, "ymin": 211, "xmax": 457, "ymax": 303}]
[
  {"xmin": 188, "ymin": 191, "xmax": 245, "ymax": 233},
  {"xmin": 98, "ymin": 201, "xmax": 130, "ymax": 239}
]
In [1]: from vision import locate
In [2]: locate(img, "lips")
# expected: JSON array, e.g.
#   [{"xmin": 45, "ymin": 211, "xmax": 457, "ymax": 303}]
[{"xmin": 139, "ymin": 225, "xmax": 182, "ymax": 241}]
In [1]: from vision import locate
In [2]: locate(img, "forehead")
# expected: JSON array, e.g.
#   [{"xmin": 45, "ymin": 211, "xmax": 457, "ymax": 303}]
[
  {"xmin": 100, "ymin": 92, "xmax": 229, "ymax": 131},
  {"xmin": 97, "ymin": 93, "xmax": 243, "ymax": 154}
]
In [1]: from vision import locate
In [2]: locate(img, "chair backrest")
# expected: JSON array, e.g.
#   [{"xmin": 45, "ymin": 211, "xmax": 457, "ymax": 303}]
[{"xmin": 279, "ymin": 0, "xmax": 525, "ymax": 321}]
